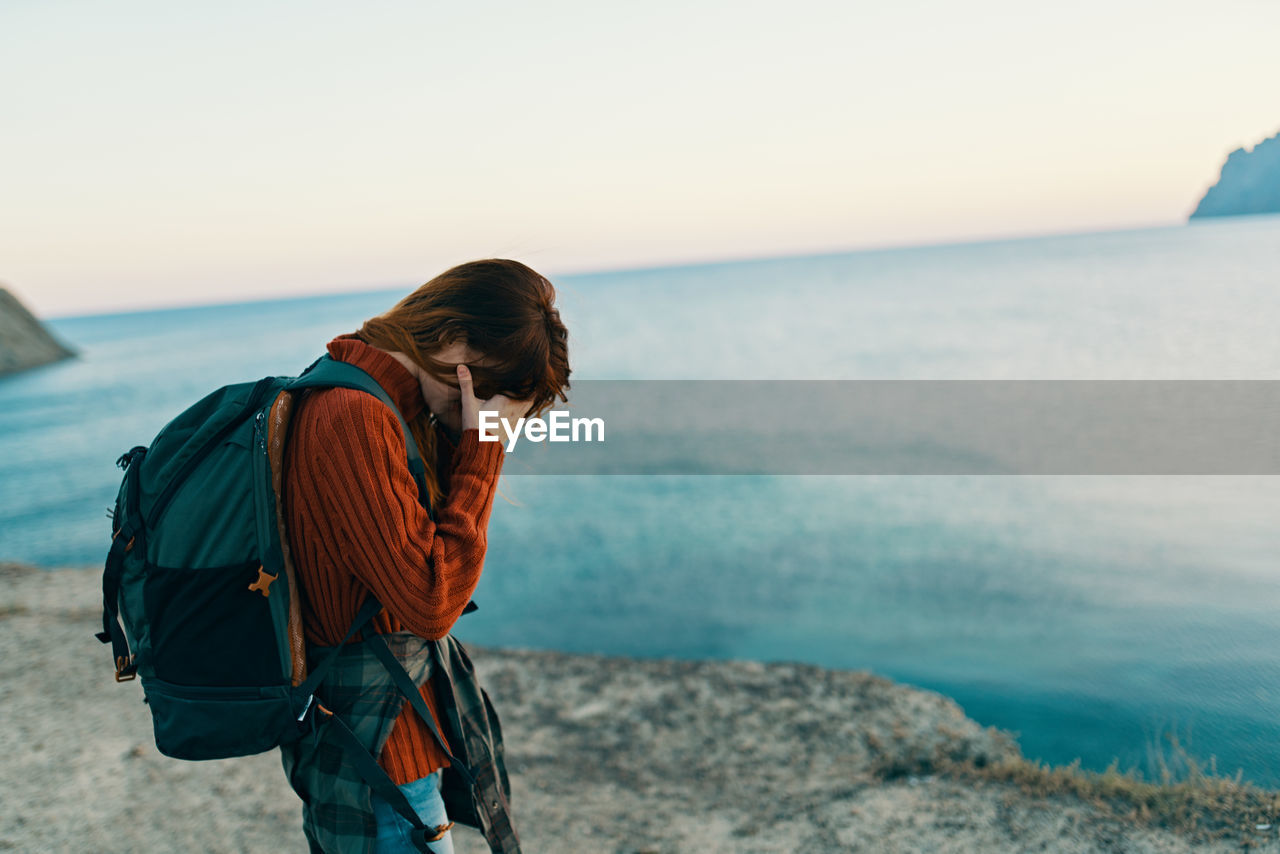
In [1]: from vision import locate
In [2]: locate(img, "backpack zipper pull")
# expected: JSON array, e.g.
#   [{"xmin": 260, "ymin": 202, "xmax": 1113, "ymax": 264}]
[
  {"xmin": 255, "ymin": 409, "xmax": 266, "ymax": 451},
  {"xmin": 248, "ymin": 564, "xmax": 277, "ymax": 598}
]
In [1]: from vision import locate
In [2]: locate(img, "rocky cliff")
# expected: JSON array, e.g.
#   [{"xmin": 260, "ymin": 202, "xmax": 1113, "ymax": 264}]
[
  {"xmin": 4, "ymin": 562, "xmax": 1277, "ymax": 853},
  {"xmin": 1191, "ymin": 129, "xmax": 1280, "ymax": 219},
  {"xmin": 0, "ymin": 286, "xmax": 75, "ymax": 377}
]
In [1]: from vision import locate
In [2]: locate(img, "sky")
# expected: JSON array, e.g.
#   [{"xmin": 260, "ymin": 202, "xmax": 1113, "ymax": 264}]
[{"xmin": 2, "ymin": 0, "xmax": 1278, "ymax": 317}]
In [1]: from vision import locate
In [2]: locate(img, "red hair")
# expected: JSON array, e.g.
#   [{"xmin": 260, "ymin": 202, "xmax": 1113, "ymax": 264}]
[{"xmin": 356, "ymin": 259, "xmax": 571, "ymax": 508}]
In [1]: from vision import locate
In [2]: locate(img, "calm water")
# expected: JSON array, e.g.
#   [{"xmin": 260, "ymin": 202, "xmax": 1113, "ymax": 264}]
[{"xmin": 3, "ymin": 217, "xmax": 1278, "ymax": 782}]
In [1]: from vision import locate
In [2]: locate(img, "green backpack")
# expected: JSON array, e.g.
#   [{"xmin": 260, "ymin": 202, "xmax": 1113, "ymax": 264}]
[{"xmin": 97, "ymin": 354, "xmax": 473, "ymax": 849}]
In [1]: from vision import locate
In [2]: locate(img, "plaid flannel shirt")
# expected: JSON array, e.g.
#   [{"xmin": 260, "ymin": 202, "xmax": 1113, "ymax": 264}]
[{"xmin": 280, "ymin": 631, "xmax": 520, "ymax": 854}]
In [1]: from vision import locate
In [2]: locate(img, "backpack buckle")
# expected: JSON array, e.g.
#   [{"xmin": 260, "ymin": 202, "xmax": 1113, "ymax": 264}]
[{"xmin": 115, "ymin": 655, "xmax": 137, "ymax": 682}]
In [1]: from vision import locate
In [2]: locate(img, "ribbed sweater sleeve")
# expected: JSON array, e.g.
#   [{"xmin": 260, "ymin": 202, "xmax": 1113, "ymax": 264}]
[{"xmin": 291, "ymin": 391, "xmax": 504, "ymax": 640}]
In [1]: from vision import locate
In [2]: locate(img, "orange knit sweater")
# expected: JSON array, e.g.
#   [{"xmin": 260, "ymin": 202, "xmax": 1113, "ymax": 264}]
[{"xmin": 284, "ymin": 335, "xmax": 505, "ymax": 784}]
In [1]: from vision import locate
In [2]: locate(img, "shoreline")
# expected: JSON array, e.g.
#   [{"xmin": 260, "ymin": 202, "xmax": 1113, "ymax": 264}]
[{"xmin": 3, "ymin": 562, "xmax": 1276, "ymax": 853}]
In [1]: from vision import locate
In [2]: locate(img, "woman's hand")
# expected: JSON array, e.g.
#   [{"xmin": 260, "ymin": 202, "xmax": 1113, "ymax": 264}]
[{"xmin": 457, "ymin": 364, "xmax": 533, "ymax": 445}]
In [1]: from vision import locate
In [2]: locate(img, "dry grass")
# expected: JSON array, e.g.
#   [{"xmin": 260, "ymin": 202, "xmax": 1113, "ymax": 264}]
[
  {"xmin": 868, "ymin": 721, "xmax": 1280, "ymax": 847},
  {"xmin": 957, "ymin": 756, "xmax": 1280, "ymax": 846}
]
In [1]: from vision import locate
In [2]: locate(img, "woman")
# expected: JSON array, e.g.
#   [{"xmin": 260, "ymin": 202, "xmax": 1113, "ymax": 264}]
[{"xmin": 279, "ymin": 259, "xmax": 570, "ymax": 854}]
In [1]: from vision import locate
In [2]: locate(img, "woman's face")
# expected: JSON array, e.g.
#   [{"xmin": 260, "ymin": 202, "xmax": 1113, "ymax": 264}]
[{"xmin": 417, "ymin": 341, "xmax": 485, "ymax": 435}]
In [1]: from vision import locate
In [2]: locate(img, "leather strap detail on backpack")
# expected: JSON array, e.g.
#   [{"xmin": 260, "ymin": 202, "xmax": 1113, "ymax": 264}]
[{"xmin": 266, "ymin": 389, "xmax": 309, "ymax": 687}]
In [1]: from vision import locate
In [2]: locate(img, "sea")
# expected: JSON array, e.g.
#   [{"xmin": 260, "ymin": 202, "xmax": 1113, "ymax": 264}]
[{"xmin": 3, "ymin": 216, "xmax": 1278, "ymax": 784}]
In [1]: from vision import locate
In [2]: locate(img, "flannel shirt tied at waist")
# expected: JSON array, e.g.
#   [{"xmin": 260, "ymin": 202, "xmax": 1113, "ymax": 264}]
[{"xmin": 279, "ymin": 631, "xmax": 520, "ymax": 854}]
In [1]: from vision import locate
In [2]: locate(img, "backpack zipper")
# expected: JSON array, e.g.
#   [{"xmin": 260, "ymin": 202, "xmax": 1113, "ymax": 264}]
[{"xmin": 144, "ymin": 679, "xmax": 270, "ymax": 701}]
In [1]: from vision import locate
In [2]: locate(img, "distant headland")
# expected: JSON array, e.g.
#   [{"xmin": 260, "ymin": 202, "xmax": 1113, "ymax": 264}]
[
  {"xmin": 1191, "ymin": 128, "xmax": 1280, "ymax": 219},
  {"xmin": 0, "ymin": 286, "xmax": 75, "ymax": 377}
]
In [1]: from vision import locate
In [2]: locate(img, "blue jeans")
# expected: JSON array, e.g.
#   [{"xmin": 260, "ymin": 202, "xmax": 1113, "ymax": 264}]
[{"xmin": 371, "ymin": 770, "xmax": 455, "ymax": 854}]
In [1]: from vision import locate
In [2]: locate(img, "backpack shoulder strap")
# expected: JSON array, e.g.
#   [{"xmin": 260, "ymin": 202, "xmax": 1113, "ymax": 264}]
[
  {"xmin": 287, "ymin": 355, "xmax": 428, "ymax": 502},
  {"xmin": 288, "ymin": 358, "xmax": 485, "ymax": 845}
]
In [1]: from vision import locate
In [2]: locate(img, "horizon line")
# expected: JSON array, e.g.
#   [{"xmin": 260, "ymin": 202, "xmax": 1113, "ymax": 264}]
[{"xmin": 42, "ymin": 213, "xmax": 1268, "ymax": 322}]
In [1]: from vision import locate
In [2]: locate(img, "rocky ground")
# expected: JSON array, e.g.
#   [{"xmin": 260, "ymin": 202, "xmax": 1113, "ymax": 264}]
[{"xmin": 2, "ymin": 563, "xmax": 1275, "ymax": 853}]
